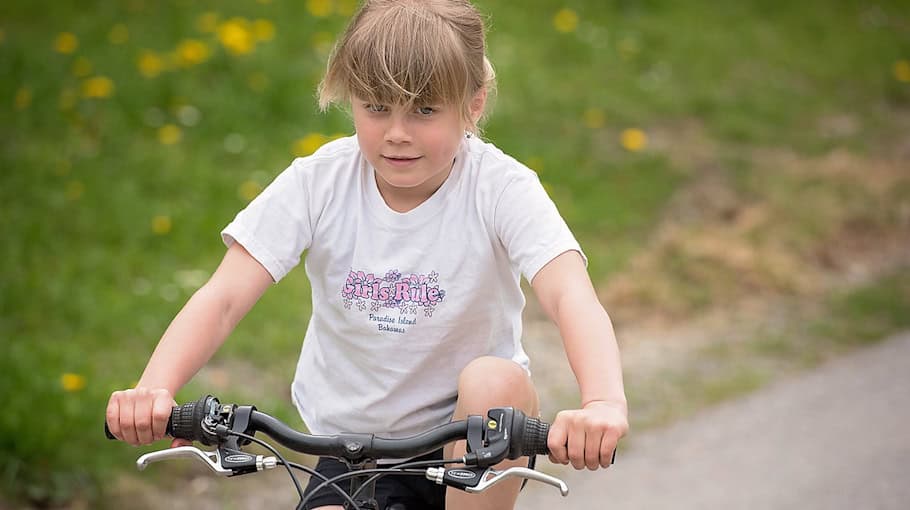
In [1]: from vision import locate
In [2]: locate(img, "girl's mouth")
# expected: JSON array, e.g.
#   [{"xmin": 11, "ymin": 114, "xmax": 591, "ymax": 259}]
[{"xmin": 382, "ymin": 155, "xmax": 422, "ymax": 166}]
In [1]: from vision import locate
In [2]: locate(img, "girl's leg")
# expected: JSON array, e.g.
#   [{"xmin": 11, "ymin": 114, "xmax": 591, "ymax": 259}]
[{"xmin": 444, "ymin": 356, "xmax": 540, "ymax": 510}]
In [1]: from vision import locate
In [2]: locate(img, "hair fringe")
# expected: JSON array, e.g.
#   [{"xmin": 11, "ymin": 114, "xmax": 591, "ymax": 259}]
[{"xmin": 319, "ymin": 0, "xmax": 496, "ymax": 133}]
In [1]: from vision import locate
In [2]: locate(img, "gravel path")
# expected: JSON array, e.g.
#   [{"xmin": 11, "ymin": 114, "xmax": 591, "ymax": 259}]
[{"xmin": 517, "ymin": 331, "xmax": 910, "ymax": 510}]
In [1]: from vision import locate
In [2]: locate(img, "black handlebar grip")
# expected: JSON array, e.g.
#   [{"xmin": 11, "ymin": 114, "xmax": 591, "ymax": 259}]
[
  {"xmin": 520, "ymin": 417, "xmax": 551, "ymax": 456},
  {"xmin": 105, "ymin": 396, "xmax": 217, "ymax": 442},
  {"xmin": 169, "ymin": 399, "xmax": 202, "ymax": 441},
  {"xmin": 170, "ymin": 395, "xmax": 219, "ymax": 444},
  {"xmin": 104, "ymin": 421, "xmax": 116, "ymax": 440}
]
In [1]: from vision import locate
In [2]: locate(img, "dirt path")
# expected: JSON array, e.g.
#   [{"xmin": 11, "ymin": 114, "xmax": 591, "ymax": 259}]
[{"xmin": 517, "ymin": 330, "xmax": 910, "ymax": 510}]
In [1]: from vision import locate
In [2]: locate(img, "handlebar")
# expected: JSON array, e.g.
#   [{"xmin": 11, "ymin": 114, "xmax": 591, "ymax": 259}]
[
  {"xmin": 105, "ymin": 395, "xmax": 552, "ymax": 466},
  {"xmin": 106, "ymin": 395, "xmax": 572, "ymax": 507}
]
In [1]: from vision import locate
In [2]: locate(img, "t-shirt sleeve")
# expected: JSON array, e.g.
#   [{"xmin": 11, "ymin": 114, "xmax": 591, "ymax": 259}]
[
  {"xmin": 221, "ymin": 159, "xmax": 313, "ymax": 282},
  {"xmin": 494, "ymin": 171, "xmax": 587, "ymax": 283}
]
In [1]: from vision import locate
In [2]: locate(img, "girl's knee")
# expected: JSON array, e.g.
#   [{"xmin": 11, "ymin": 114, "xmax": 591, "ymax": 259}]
[{"xmin": 456, "ymin": 356, "xmax": 538, "ymax": 414}]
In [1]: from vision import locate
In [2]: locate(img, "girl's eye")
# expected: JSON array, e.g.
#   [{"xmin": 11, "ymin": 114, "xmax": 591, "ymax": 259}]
[
  {"xmin": 365, "ymin": 104, "xmax": 387, "ymax": 113},
  {"xmin": 416, "ymin": 106, "xmax": 435, "ymax": 115}
]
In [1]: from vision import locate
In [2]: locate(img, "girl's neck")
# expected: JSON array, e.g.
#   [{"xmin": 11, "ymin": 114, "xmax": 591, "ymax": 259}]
[{"xmin": 373, "ymin": 159, "xmax": 455, "ymax": 213}]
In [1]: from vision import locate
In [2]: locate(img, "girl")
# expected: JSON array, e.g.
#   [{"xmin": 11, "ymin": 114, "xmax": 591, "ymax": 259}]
[{"xmin": 106, "ymin": 1, "xmax": 628, "ymax": 509}]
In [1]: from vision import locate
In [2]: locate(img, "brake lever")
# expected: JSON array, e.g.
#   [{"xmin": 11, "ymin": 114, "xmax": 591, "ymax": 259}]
[
  {"xmin": 136, "ymin": 446, "xmax": 232, "ymax": 476},
  {"xmin": 472, "ymin": 467, "xmax": 569, "ymax": 496},
  {"xmin": 426, "ymin": 466, "xmax": 569, "ymax": 497}
]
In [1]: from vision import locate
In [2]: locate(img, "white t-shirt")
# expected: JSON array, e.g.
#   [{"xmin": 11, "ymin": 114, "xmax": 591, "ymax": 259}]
[{"xmin": 222, "ymin": 135, "xmax": 584, "ymax": 438}]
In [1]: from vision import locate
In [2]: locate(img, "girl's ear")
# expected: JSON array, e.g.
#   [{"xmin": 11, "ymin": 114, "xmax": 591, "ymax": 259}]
[{"xmin": 469, "ymin": 87, "xmax": 487, "ymax": 128}]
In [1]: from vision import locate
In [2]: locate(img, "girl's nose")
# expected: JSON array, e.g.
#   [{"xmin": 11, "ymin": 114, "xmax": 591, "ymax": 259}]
[{"xmin": 384, "ymin": 114, "xmax": 411, "ymax": 144}]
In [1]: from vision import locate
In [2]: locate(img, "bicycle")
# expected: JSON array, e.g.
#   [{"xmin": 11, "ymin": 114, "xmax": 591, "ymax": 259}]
[{"xmin": 105, "ymin": 394, "xmax": 571, "ymax": 510}]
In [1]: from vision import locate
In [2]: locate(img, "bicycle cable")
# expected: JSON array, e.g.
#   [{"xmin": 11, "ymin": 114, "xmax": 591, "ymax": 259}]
[
  {"xmin": 384, "ymin": 458, "xmax": 464, "ymax": 469},
  {"xmin": 282, "ymin": 460, "xmax": 316, "ymax": 473},
  {"xmin": 228, "ymin": 430, "xmax": 360, "ymax": 510},
  {"xmin": 304, "ymin": 456, "xmax": 462, "ymax": 507},
  {"xmin": 231, "ymin": 430, "xmax": 462, "ymax": 510},
  {"xmin": 348, "ymin": 457, "xmax": 463, "ymax": 502},
  {"xmin": 300, "ymin": 468, "xmax": 426, "ymax": 509}
]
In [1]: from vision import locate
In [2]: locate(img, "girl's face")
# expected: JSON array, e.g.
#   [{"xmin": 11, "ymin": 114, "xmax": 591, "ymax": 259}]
[{"xmin": 352, "ymin": 96, "xmax": 473, "ymax": 198}]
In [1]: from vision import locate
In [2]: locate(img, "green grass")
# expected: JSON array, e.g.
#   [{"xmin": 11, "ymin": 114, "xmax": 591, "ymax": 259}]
[
  {"xmin": 1, "ymin": 0, "xmax": 909, "ymax": 506},
  {"xmin": 815, "ymin": 267, "xmax": 910, "ymax": 346}
]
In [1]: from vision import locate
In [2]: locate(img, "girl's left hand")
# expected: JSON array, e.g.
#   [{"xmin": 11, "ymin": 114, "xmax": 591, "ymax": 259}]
[{"xmin": 547, "ymin": 400, "xmax": 629, "ymax": 470}]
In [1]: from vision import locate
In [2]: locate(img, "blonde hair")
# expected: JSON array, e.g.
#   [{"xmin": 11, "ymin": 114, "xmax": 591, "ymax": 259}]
[{"xmin": 318, "ymin": 0, "xmax": 496, "ymax": 133}]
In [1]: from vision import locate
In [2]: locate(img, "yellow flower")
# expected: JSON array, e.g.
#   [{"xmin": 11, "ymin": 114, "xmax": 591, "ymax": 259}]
[
  {"xmin": 158, "ymin": 124, "xmax": 182, "ymax": 145},
  {"xmin": 583, "ymin": 108, "xmax": 605, "ymax": 129},
  {"xmin": 306, "ymin": 0, "xmax": 334, "ymax": 17},
  {"xmin": 55, "ymin": 32, "xmax": 79, "ymax": 54},
  {"xmin": 294, "ymin": 133, "xmax": 329, "ymax": 156},
  {"xmin": 197, "ymin": 12, "xmax": 220, "ymax": 33},
  {"xmin": 109, "ymin": 24, "xmax": 130, "ymax": 44},
  {"xmin": 65, "ymin": 180, "xmax": 85, "ymax": 201},
  {"xmin": 218, "ymin": 18, "xmax": 255, "ymax": 55},
  {"xmin": 72, "ymin": 56, "xmax": 93, "ymax": 77},
  {"xmin": 247, "ymin": 72, "xmax": 269, "ymax": 92},
  {"xmin": 253, "ymin": 19, "xmax": 275, "ymax": 42},
  {"xmin": 14, "ymin": 86, "xmax": 32, "ymax": 110},
  {"xmin": 895, "ymin": 60, "xmax": 910, "ymax": 83},
  {"xmin": 61, "ymin": 373, "xmax": 87, "ymax": 392},
  {"xmin": 82, "ymin": 76, "xmax": 114, "ymax": 98},
  {"xmin": 175, "ymin": 39, "xmax": 211, "ymax": 67},
  {"xmin": 239, "ymin": 180, "xmax": 263, "ymax": 201},
  {"xmin": 553, "ymin": 9, "xmax": 579, "ymax": 33},
  {"xmin": 337, "ymin": 0, "xmax": 358, "ymax": 16},
  {"xmin": 620, "ymin": 128, "xmax": 647, "ymax": 152},
  {"xmin": 151, "ymin": 214, "xmax": 172, "ymax": 234},
  {"xmin": 138, "ymin": 50, "xmax": 165, "ymax": 78}
]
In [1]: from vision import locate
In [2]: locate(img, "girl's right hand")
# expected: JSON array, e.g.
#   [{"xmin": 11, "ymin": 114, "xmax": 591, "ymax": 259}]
[{"xmin": 106, "ymin": 387, "xmax": 192, "ymax": 448}]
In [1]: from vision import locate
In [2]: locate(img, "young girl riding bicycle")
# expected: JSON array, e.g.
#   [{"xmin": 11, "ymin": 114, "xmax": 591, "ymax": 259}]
[{"xmin": 105, "ymin": 1, "xmax": 629, "ymax": 508}]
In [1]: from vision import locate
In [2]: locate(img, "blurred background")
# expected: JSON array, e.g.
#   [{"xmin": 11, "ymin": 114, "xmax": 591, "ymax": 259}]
[{"xmin": 1, "ymin": 0, "xmax": 908, "ymax": 508}]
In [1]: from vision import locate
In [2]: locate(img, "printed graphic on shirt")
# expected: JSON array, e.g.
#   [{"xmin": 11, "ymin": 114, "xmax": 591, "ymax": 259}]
[{"xmin": 341, "ymin": 269, "xmax": 447, "ymax": 333}]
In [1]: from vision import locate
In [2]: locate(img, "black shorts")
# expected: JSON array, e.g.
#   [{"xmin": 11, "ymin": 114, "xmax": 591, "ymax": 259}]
[{"xmin": 302, "ymin": 449, "xmax": 537, "ymax": 509}]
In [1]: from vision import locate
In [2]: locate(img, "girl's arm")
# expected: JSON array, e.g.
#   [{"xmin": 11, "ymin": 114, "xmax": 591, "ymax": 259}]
[
  {"xmin": 531, "ymin": 250, "xmax": 629, "ymax": 470},
  {"xmin": 105, "ymin": 242, "xmax": 273, "ymax": 446}
]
